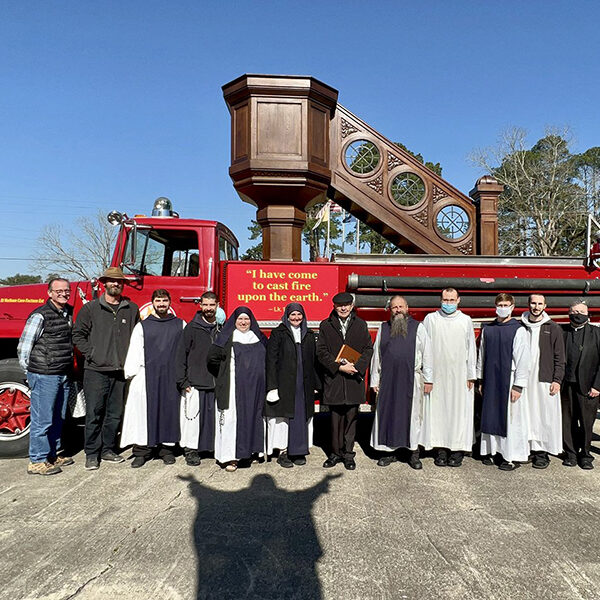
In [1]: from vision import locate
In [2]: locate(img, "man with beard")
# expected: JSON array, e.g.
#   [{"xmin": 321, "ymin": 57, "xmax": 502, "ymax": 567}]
[
  {"xmin": 121, "ymin": 289, "xmax": 185, "ymax": 467},
  {"xmin": 421, "ymin": 288, "xmax": 476, "ymax": 467},
  {"xmin": 561, "ymin": 299, "xmax": 600, "ymax": 469},
  {"xmin": 175, "ymin": 291, "xmax": 221, "ymax": 466},
  {"xmin": 478, "ymin": 293, "xmax": 531, "ymax": 471},
  {"xmin": 317, "ymin": 292, "xmax": 373, "ymax": 471},
  {"xmin": 370, "ymin": 295, "xmax": 433, "ymax": 469},
  {"xmin": 521, "ymin": 294, "xmax": 565, "ymax": 469},
  {"xmin": 73, "ymin": 267, "xmax": 140, "ymax": 470}
]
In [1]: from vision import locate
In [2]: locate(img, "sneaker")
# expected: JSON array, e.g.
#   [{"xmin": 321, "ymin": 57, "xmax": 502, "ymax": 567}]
[
  {"xmin": 277, "ymin": 452, "xmax": 294, "ymax": 468},
  {"xmin": 101, "ymin": 450, "xmax": 125, "ymax": 463},
  {"xmin": 481, "ymin": 456, "xmax": 494, "ymax": 466},
  {"xmin": 185, "ymin": 450, "xmax": 201, "ymax": 466},
  {"xmin": 49, "ymin": 455, "xmax": 74, "ymax": 467},
  {"xmin": 85, "ymin": 456, "xmax": 100, "ymax": 471},
  {"xmin": 162, "ymin": 454, "xmax": 176, "ymax": 465},
  {"xmin": 27, "ymin": 461, "xmax": 62, "ymax": 476},
  {"xmin": 131, "ymin": 456, "xmax": 146, "ymax": 469},
  {"xmin": 434, "ymin": 450, "xmax": 448, "ymax": 467},
  {"xmin": 408, "ymin": 453, "xmax": 423, "ymax": 470}
]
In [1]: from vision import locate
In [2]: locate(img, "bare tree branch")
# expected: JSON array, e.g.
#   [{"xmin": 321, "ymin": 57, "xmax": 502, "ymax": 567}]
[{"xmin": 32, "ymin": 211, "xmax": 118, "ymax": 280}]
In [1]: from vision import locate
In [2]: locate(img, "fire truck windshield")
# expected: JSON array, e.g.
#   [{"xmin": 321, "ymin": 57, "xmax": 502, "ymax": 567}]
[{"xmin": 122, "ymin": 228, "xmax": 200, "ymax": 277}]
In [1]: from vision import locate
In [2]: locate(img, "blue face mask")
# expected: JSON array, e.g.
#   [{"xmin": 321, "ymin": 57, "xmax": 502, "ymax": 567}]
[
  {"xmin": 216, "ymin": 307, "xmax": 226, "ymax": 325},
  {"xmin": 441, "ymin": 303, "xmax": 458, "ymax": 315}
]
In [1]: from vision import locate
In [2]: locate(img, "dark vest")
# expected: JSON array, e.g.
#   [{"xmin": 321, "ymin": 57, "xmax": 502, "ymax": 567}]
[{"xmin": 28, "ymin": 300, "xmax": 73, "ymax": 375}]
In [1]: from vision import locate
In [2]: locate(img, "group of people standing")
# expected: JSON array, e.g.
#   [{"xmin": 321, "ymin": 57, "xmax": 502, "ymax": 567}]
[
  {"xmin": 370, "ymin": 288, "xmax": 600, "ymax": 472},
  {"xmin": 17, "ymin": 267, "xmax": 600, "ymax": 476}
]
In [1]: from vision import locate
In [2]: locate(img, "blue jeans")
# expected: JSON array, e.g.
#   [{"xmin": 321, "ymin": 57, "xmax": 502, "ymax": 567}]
[{"xmin": 27, "ymin": 372, "xmax": 70, "ymax": 463}]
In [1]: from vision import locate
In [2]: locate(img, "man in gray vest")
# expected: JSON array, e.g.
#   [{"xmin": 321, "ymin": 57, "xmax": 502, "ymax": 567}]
[{"xmin": 18, "ymin": 278, "xmax": 74, "ymax": 475}]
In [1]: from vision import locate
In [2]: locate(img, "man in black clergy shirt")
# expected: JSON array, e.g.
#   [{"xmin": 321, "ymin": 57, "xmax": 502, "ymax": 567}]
[
  {"xmin": 562, "ymin": 299, "xmax": 600, "ymax": 469},
  {"xmin": 316, "ymin": 292, "xmax": 373, "ymax": 471}
]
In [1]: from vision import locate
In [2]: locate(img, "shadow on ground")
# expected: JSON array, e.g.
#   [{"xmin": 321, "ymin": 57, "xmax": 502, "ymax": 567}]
[{"xmin": 180, "ymin": 472, "xmax": 340, "ymax": 600}]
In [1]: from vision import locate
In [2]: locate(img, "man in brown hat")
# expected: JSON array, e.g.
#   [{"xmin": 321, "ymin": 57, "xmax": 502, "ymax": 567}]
[{"xmin": 73, "ymin": 267, "xmax": 140, "ymax": 470}]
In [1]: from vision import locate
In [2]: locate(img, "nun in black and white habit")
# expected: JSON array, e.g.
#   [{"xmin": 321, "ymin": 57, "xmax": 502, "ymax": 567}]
[
  {"xmin": 207, "ymin": 307, "xmax": 267, "ymax": 471},
  {"xmin": 265, "ymin": 303, "xmax": 321, "ymax": 467}
]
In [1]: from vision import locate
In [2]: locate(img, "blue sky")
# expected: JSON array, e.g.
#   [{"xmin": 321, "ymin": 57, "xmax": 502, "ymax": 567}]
[{"xmin": 1, "ymin": 1, "xmax": 598, "ymax": 278}]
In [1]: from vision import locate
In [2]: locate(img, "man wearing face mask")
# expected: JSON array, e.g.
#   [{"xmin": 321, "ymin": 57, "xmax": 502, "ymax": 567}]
[
  {"xmin": 421, "ymin": 288, "xmax": 477, "ymax": 467},
  {"xmin": 561, "ymin": 300, "xmax": 600, "ymax": 469},
  {"xmin": 521, "ymin": 294, "xmax": 565, "ymax": 469},
  {"xmin": 477, "ymin": 293, "xmax": 531, "ymax": 471},
  {"xmin": 73, "ymin": 267, "xmax": 140, "ymax": 470},
  {"xmin": 370, "ymin": 295, "xmax": 433, "ymax": 470},
  {"xmin": 317, "ymin": 292, "xmax": 373, "ymax": 470}
]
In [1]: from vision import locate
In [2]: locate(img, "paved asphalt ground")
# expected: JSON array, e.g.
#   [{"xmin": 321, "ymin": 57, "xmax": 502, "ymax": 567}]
[{"xmin": 1, "ymin": 415, "xmax": 600, "ymax": 600}]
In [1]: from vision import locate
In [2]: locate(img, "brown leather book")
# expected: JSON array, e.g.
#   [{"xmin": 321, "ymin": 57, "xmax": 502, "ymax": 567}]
[{"xmin": 335, "ymin": 344, "xmax": 362, "ymax": 364}]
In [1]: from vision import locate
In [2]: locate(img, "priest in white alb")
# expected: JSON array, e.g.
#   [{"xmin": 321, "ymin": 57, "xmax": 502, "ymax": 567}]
[
  {"xmin": 520, "ymin": 294, "xmax": 565, "ymax": 468},
  {"xmin": 421, "ymin": 288, "xmax": 477, "ymax": 467}
]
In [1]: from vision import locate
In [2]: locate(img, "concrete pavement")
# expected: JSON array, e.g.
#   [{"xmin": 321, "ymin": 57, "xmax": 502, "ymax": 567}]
[{"xmin": 1, "ymin": 423, "xmax": 600, "ymax": 600}]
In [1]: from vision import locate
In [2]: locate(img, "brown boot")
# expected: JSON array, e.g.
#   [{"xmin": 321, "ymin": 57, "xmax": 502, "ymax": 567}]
[
  {"xmin": 27, "ymin": 462, "xmax": 62, "ymax": 476},
  {"xmin": 49, "ymin": 455, "xmax": 74, "ymax": 467}
]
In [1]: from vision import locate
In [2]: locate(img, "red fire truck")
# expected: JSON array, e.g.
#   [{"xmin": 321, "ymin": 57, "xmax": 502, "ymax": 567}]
[{"xmin": 0, "ymin": 198, "xmax": 599, "ymax": 457}]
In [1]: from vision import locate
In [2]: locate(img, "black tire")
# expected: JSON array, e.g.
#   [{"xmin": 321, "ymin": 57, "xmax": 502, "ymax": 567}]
[{"xmin": 0, "ymin": 358, "xmax": 30, "ymax": 458}]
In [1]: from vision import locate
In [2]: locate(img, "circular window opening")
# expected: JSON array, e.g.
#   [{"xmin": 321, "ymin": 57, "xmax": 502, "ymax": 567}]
[
  {"xmin": 344, "ymin": 140, "xmax": 381, "ymax": 174},
  {"xmin": 436, "ymin": 205, "xmax": 471, "ymax": 240},
  {"xmin": 391, "ymin": 172, "xmax": 426, "ymax": 207}
]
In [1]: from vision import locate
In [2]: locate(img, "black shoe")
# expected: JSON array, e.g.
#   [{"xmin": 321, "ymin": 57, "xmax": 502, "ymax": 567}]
[
  {"xmin": 85, "ymin": 456, "xmax": 100, "ymax": 471},
  {"xmin": 562, "ymin": 457, "xmax": 577, "ymax": 467},
  {"xmin": 408, "ymin": 457, "xmax": 423, "ymax": 470},
  {"xmin": 481, "ymin": 456, "xmax": 494, "ymax": 466},
  {"xmin": 185, "ymin": 450, "xmax": 201, "ymax": 466},
  {"xmin": 532, "ymin": 457, "xmax": 549, "ymax": 469},
  {"xmin": 291, "ymin": 456, "xmax": 306, "ymax": 466},
  {"xmin": 448, "ymin": 451, "xmax": 463, "ymax": 467},
  {"xmin": 277, "ymin": 452, "xmax": 294, "ymax": 468},
  {"xmin": 162, "ymin": 454, "xmax": 176, "ymax": 465},
  {"xmin": 580, "ymin": 459, "xmax": 594, "ymax": 470},
  {"xmin": 323, "ymin": 456, "xmax": 342, "ymax": 468},
  {"xmin": 131, "ymin": 456, "xmax": 146, "ymax": 469},
  {"xmin": 434, "ymin": 455, "xmax": 448, "ymax": 467},
  {"xmin": 499, "ymin": 461, "xmax": 520, "ymax": 471},
  {"xmin": 344, "ymin": 458, "xmax": 356, "ymax": 471},
  {"xmin": 101, "ymin": 450, "xmax": 125, "ymax": 463},
  {"xmin": 377, "ymin": 455, "xmax": 397, "ymax": 467}
]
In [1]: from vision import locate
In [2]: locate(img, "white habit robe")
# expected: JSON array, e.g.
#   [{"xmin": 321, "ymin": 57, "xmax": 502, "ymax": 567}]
[
  {"xmin": 369, "ymin": 321, "xmax": 433, "ymax": 451},
  {"xmin": 266, "ymin": 325, "xmax": 314, "ymax": 455},
  {"xmin": 478, "ymin": 325, "xmax": 531, "ymax": 463},
  {"xmin": 521, "ymin": 311, "xmax": 563, "ymax": 455},
  {"xmin": 214, "ymin": 329, "xmax": 264, "ymax": 464},
  {"xmin": 421, "ymin": 309, "xmax": 477, "ymax": 452},
  {"xmin": 120, "ymin": 320, "xmax": 185, "ymax": 447}
]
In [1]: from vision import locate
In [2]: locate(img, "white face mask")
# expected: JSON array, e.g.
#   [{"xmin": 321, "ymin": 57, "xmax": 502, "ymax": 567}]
[{"xmin": 496, "ymin": 305, "xmax": 513, "ymax": 319}]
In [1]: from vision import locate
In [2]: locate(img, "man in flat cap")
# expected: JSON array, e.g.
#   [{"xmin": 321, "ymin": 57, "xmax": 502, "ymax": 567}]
[
  {"xmin": 73, "ymin": 267, "xmax": 140, "ymax": 470},
  {"xmin": 316, "ymin": 291, "xmax": 373, "ymax": 470}
]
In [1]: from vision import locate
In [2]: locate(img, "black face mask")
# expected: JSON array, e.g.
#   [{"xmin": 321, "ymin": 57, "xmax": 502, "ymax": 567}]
[{"xmin": 570, "ymin": 313, "xmax": 589, "ymax": 326}]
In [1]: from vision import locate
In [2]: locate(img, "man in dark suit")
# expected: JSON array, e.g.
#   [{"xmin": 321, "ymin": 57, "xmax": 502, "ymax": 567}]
[
  {"xmin": 316, "ymin": 292, "xmax": 373, "ymax": 471},
  {"xmin": 562, "ymin": 300, "xmax": 600, "ymax": 469}
]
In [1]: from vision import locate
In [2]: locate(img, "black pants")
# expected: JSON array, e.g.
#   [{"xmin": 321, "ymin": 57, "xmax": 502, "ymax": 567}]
[
  {"xmin": 561, "ymin": 382, "xmax": 598, "ymax": 461},
  {"xmin": 132, "ymin": 444, "xmax": 175, "ymax": 459},
  {"xmin": 329, "ymin": 404, "xmax": 358, "ymax": 460},
  {"xmin": 83, "ymin": 369, "xmax": 126, "ymax": 458}
]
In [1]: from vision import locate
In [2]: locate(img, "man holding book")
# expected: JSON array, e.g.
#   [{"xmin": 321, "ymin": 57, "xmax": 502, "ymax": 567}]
[{"xmin": 316, "ymin": 292, "xmax": 373, "ymax": 470}]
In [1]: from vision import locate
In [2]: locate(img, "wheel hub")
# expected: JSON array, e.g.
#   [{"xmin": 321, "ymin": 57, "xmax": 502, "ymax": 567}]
[{"xmin": 0, "ymin": 386, "xmax": 30, "ymax": 434}]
